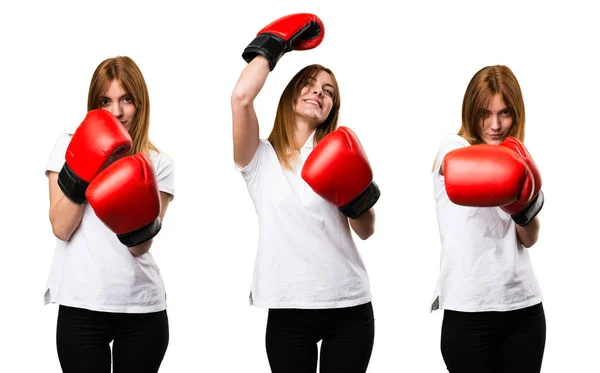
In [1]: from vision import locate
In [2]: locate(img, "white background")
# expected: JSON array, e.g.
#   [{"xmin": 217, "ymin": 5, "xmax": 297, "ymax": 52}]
[{"xmin": 1, "ymin": 0, "xmax": 598, "ymax": 371}]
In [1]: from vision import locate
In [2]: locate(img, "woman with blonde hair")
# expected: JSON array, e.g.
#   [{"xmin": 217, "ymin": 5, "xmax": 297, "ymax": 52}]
[
  {"xmin": 232, "ymin": 13, "xmax": 380, "ymax": 373},
  {"xmin": 45, "ymin": 56, "xmax": 174, "ymax": 373},
  {"xmin": 431, "ymin": 65, "xmax": 546, "ymax": 372}
]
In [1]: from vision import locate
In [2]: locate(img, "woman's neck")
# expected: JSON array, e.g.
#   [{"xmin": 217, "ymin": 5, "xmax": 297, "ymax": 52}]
[
  {"xmin": 294, "ymin": 117, "xmax": 317, "ymax": 149},
  {"xmin": 294, "ymin": 124, "xmax": 316, "ymax": 149}
]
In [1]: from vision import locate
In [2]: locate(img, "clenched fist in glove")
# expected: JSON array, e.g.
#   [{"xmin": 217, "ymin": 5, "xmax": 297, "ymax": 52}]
[
  {"xmin": 498, "ymin": 137, "xmax": 544, "ymax": 226},
  {"xmin": 86, "ymin": 153, "xmax": 162, "ymax": 247},
  {"xmin": 58, "ymin": 110, "xmax": 132, "ymax": 204},
  {"xmin": 302, "ymin": 127, "xmax": 380, "ymax": 219},
  {"xmin": 242, "ymin": 13, "xmax": 324, "ymax": 71},
  {"xmin": 444, "ymin": 136, "xmax": 543, "ymax": 226}
]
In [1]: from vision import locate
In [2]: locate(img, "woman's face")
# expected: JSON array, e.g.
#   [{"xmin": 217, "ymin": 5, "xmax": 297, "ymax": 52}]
[
  {"xmin": 101, "ymin": 79, "xmax": 136, "ymax": 131},
  {"xmin": 293, "ymin": 70, "xmax": 335, "ymax": 127},
  {"xmin": 478, "ymin": 93, "xmax": 513, "ymax": 145}
]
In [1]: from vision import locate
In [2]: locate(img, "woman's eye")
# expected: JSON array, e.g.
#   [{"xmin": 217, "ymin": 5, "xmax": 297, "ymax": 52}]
[{"xmin": 101, "ymin": 98, "xmax": 109, "ymax": 106}]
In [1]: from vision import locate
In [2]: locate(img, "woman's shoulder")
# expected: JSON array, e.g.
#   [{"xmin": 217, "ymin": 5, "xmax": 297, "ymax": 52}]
[
  {"xmin": 258, "ymin": 138, "xmax": 273, "ymax": 148},
  {"xmin": 254, "ymin": 138, "xmax": 275, "ymax": 156},
  {"xmin": 435, "ymin": 134, "xmax": 470, "ymax": 156},
  {"xmin": 148, "ymin": 149, "xmax": 174, "ymax": 173},
  {"xmin": 49, "ymin": 133, "xmax": 73, "ymax": 156},
  {"xmin": 149, "ymin": 149, "xmax": 172, "ymax": 161},
  {"xmin": 54, "ymin": 133, "xmax": 73, "ymax": 146},
  {"xmin": 438, "ymin": 133, "xmax": 469, "ymax": 148}
]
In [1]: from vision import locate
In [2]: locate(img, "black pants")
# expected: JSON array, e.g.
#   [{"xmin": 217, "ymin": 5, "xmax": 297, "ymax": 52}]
[
  {"xmin": 56, "ymin": 305, "xmax": 169, "ymax": 373},
  {"xmin": 265, "ymin": 302, "xmax": 375, "ymax": 373},
  {"xmin": 441, "ymin": 303, "xmax": 546, "ymax": 373}
]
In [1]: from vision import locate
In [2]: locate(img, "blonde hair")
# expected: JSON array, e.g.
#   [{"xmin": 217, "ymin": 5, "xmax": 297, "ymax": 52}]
[
  {"xmin": 87, "ymin": 56, "xmax": 158, "ymax": 157},
  {"xmin": 268, "ymin": 64, "xmax": 341, "ymax": 170}
]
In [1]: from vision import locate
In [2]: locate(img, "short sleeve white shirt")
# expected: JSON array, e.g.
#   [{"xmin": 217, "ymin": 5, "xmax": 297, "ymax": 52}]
[
  {"xmin": 44, "ymin": 133, "xmax": 175, "ymax": 313},
  {"xmin": 238, "ymin": 132, "xmax": 372, "ymax": 309},
  {"xmin": 431, "ymin": 134, "xmax": 542, "ymax": 312}
]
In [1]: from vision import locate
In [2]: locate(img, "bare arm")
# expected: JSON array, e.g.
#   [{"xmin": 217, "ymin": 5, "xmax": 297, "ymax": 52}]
[
  {"xmin": 48, "ymin": 171, "xmax": 85, "ymax": 241},
  {"xmin": 232, "ymin": 56, "xmax": 270, "ymax": 168},
  {"xmin": 349, "ymin": 208, "xmax": 375, "ymax": 240},
  {"xmin": 128, "ymin": 192, "xmax": 173, "ymax": 257},
  {"xmin": 516, "ymin": 215, "xmax": 540, "ymax": 248}
]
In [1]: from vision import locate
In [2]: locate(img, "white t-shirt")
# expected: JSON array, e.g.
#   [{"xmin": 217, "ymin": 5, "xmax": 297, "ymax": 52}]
[
  {"xmin": 431, "ymin": 134, "xmax": 542, "ymax": 312},
  {"xmin": 44, "ymin": 133, "xmax": 175, "ymax": 313},
  {"xmin": 238, "ymin": 132, "xmax": 372, "ymax": 309}
]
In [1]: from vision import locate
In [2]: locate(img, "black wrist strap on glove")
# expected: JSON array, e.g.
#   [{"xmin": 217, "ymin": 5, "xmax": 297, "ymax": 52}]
[
  {"xmin": 512, "ymin": 191, "xmax": 544, "ymax": 227},
  {"xmin": 242, "ymin": 34, "xmax": 288, "ymax": 71},
  {"xmin": 339, "ymin": 181, "xmax": 381, "ymax": 220},
  {"xmin": 242, "ymin": 22, "xmax": 322, "ymax": 71},
  {"xmin": 117, "ymin": 218, "xmax": 162, "ymax": 248},
  {"xmin": 57, "ymin": 163, "xmax": 89, "ymax": 204}
]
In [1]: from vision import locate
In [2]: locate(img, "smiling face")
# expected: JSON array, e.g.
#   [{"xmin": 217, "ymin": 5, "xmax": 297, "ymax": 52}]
[
  {"xmin": 101, "ymin": 79, "xmax": 137, "ymax": 131},
  {"xmin": 293, "ymin": 70, "xmax": 335, "ymax": 128},
  {"xmin": 478, "ymin": 93, "xmax": 514, "ymax": 145}
]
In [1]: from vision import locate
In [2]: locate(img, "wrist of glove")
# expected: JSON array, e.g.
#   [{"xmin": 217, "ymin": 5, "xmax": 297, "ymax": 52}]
[
  {"xmin": 117, "ymin": 218, "xmax": 162, "ymax": 247},
  {"xmin": 510, "ymin": 191, "xmax": 544, "ymax": 227},
  {"xmin": 339, "ymin": 182, "xmax": 380, "ymax": 219},
  {"xmin": 57, "ymin": 163, "xmax": 89, "ymax": 204}
]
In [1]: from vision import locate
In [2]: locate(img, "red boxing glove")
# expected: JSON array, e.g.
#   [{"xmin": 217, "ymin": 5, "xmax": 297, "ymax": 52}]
[
  {"xmin": 301, "ymin": 126, "xmax": 380, "ymax": 219},
  {"xmin": 86, "ymin": 153, "xmax": 162, "ymax": 247},
  {"xmin": 242, "ymin": 13, "xmax": 324, "ymax": 70},
  {"xmin": 444, "ymin": 144, "xmax": 534, "ymax": 207},
  {"xmin": 499, "ymin": 137, "xmax": 544, "ymax": 226},
  {"xmin": 58, "ymin": 110, "xmax": 132, "ymax": 204}
]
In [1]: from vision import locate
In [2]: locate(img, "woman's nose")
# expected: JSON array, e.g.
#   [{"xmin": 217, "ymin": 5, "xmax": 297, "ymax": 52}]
[
  {"xmin": 490, "ymin": 115, "xmax": 501, "ymax": 129},
  {"xmin": 110, "ymin": 104, "xmax": 123, "ymax": 118}
]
